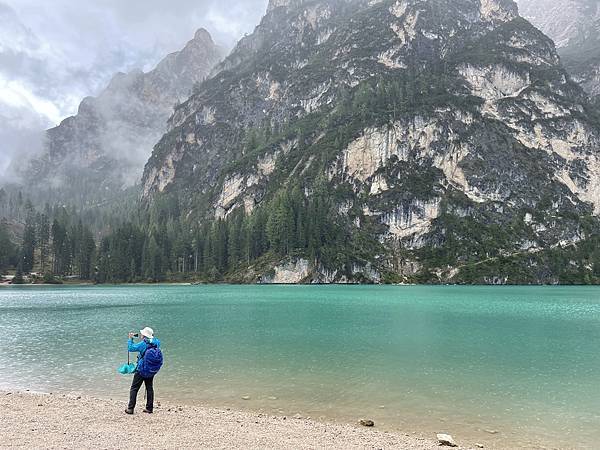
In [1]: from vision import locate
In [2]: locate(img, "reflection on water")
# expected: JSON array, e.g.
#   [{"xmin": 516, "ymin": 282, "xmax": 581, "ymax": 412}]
[{"xmin": 1, "ymin": 285, "xmax": 600, "ymax": 448}]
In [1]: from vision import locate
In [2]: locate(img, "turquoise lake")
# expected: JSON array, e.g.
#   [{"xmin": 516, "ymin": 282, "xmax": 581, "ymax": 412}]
[{"xmin": 1, "ymin": 285, "xmax": 599, "ymax": 448}]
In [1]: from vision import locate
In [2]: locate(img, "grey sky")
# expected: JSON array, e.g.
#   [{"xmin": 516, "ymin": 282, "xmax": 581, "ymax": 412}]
[{"xmin": 0, "ymin": 0, "xmax": 268, "ymax": 180}]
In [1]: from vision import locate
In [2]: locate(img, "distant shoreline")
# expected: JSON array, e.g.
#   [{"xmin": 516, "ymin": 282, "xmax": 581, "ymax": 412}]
[
  {"xmin": 2, "ymin": 281, "xmax": 599, "ymax": 287},
  {"xmin": 0, "ymin": 391, "xmax": 448, "ymax": 449}
]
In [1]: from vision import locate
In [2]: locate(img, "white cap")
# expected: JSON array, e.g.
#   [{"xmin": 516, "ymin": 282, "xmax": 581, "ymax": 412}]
[{"xmin": 140, "ymin": 327, "xmax": 154, "ymax": 339}]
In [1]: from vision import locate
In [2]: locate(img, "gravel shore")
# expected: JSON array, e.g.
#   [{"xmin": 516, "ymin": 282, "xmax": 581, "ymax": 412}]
[{"xmin": 0, "ymin": 391, "xmax": 455, "ymax": 449}]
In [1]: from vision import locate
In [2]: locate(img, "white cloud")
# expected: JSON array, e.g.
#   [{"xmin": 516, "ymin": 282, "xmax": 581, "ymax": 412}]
[
  {"xmin": 0, "ymin": 0, "xmax": 269, "ymax": 182},
  {"xmin": 0, "ymin": 75, "xmax": 63, "ymax": 124}
]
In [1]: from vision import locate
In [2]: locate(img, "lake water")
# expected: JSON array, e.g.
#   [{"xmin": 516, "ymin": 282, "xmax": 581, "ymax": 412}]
[{"xmin": 1, "ymin": 285, "xmax": 599, "ymax": 448}]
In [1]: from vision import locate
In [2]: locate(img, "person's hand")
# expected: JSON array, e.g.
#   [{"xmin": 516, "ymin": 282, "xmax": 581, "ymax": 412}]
[{"xmin": 128, "ymin": 332, "xmax": 135, "ymax": 339}]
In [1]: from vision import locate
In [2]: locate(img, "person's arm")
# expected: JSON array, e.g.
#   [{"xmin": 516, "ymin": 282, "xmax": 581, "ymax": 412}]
[
  {"xmin": 127, "ymin": 334, "xmax": 146, "ymax": 353},
  {"xmin": 128, "ymin": 339, "xmax": 146, "ymax": 352}
]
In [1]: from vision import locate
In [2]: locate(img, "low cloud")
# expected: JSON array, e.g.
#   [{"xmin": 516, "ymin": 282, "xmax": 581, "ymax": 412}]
[{"xmin": 0, "ymin": 0, "xmax": 268, "ymax": 182}]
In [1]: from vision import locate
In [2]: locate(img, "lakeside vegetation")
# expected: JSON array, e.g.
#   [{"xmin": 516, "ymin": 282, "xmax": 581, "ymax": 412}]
[
  {"xmin": 2, "ymin": 182, "xmax": 600, "ymax": 286},
  {"xmin": 2, "ymin": 17, "xmax": 600, "ymax": 286}
]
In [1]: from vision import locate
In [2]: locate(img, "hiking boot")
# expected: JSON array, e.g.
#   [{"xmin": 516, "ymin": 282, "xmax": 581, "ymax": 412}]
[
  {"xmin": 125, "ymin": 408, "xmax": 134, "ymax": 415},
  {"xmin": 143, "ymin": 409, "xmax": 153, "ymax": 414}
]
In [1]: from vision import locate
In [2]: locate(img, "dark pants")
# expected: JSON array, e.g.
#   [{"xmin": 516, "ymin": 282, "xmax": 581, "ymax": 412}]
[{"xmin": 128, "ymin": 372, "xmax": 154, "ymax": 411}]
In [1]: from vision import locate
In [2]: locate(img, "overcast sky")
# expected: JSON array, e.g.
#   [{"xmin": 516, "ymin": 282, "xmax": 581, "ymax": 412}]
[{"xmin": 0, "ymin": 0, "xmax": 268, "ymax": 181}]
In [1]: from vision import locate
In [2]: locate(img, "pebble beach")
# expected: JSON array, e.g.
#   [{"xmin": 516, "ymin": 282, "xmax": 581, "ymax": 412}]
[{"xmin": 0, "ymin": 391, "xmax": 460, "ymax": 449}]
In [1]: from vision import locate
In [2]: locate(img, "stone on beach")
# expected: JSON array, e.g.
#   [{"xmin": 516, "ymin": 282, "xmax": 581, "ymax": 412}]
[
  {"xmin": 1, "ymin": 391, "xmax": 461, "ymax": 449},
  {"xmin": 436, "ymin": 433, "xmax": 457, "ymax": 447},
  {"xmin": 359, "ymin": 419, "xmax": 375, "ymax": 427},
  {"xmin": 242, "ymin": 396, "xmax": 251, "ymax": 400}
]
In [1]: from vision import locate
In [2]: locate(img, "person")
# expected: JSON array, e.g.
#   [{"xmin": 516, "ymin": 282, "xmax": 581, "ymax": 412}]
[{"xmin": 125, "ymin": 327, "xmax": 161, "ymax": 415}]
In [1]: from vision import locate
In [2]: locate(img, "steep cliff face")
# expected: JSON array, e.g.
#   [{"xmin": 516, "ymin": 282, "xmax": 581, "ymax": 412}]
[
  {"xmin": 517, "ymin": 0, "xmax": 600, "ymax": 98},
  {"xmin": 143, "ymin": 0, "xmax": 600, "ymax": 284},
  {"xmin": 25, "ymin": 29, "xmax": 224, "ymax": 208}
]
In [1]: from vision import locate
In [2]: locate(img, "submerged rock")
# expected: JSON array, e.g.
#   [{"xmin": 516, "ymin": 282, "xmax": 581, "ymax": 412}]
[{"xmin": 437, "ymin": 433, "xmax": 458, "ymax": 447}]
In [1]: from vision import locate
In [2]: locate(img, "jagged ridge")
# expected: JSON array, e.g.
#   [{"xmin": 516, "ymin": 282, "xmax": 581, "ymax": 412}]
[
  {"xmin": 517, "ymin": 0, "xmax": 600, "ymax": 98},
  {"xmin": 142, "ymin": 0, "xmax": 600, "ymax": 284},
  {"xmin": 24, "ymin": 29, "xmax": 224, "ymax": 209}
]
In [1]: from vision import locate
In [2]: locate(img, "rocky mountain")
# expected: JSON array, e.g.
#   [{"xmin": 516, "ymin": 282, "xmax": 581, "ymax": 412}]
[
  {"xmin": 517, "ymin": 0, "xmax": 600, "ymax": 99},
  {"xmin": 142, "ymin": 0, "xmax": 600, "ymax": 284},
  {"xmin": 23, "ymin": 29, "xmax": 224, "ymax": 208}
]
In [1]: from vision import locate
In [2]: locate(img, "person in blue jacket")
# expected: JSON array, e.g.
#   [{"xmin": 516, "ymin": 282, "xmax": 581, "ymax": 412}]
[{"xmin": 125, "ymin": 327, "xmax": 161, "ymax": 414}]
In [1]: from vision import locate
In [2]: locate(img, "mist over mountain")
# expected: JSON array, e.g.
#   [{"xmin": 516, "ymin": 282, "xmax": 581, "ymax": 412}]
[
  {"xmin": 2, "ymin": 0, "xmax": 600, "ymax": 286},
  {"xmin": 517, "ymin": 0, "xmax": 600, "ymax": 98},
  {"xmin": 20, "ymin": 29, "xmax": 224, "ymax": 208},
  {"xmin": 0, "ymin": 0, "xmax": 269, "ymax": 185}
]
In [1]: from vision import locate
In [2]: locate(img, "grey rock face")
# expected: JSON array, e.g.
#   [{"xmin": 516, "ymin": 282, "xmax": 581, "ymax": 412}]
[
  {"xmin": 143, "ymin": 0, "xmax": 600, "ymax": 283},
  {"xmin": 517, "ymin": 0, "xmax": 600, "ymax": 98},
  {"xmin": 24, "ymin": 28, "xmax": 224, "ymax": 208},
  {"xmin": 516, "ymin": 0, "xmax": 592, "ymax": 48}
]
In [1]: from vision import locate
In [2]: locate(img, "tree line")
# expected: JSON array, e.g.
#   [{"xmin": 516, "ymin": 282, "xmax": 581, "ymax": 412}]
[
  {"xmin": 1, "ymin": 178, "xmax": 344, "ymax": 283},
  {"xmin": 95, "ymin": 180, "xmax": 341, "ymax": 282},
  {"xmin": 1, "ymin": 199, "xmax": 96, "ymax": 282}
]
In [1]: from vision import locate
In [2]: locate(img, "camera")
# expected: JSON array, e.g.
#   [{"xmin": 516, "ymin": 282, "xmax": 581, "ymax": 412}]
[{"xmin": 130, "ymin": 332, "xmax": 139, "ymax": 338}]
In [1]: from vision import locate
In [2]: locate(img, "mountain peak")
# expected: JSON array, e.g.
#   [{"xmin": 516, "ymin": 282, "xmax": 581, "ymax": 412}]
[
  {"xmin": 266, "ymin": 0, "xmax": 306, "ymax": 13},
  {"xmin": 480, "ymin": 0, "xmax": 519, "ymax": 22},
  {"xmin": 22, "ymin": 27, "xmax": 224, "ymax": 208},
  {"xmin": 143, "ymin": 0, "xmax": 600, "ymax": 285},
  {"xmin": 193, "ymin": 27, "xmax": 214, "ymax": 43}
]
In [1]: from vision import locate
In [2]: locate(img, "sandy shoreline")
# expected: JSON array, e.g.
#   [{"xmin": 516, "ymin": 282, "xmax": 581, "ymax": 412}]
[{"xmin": 0, "ymin": 391, "xmax": 469, "ymax": 449}]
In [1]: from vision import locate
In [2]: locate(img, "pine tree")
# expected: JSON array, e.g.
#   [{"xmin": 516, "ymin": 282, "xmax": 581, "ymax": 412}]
[
  {"xmin": 240, "ymin": 218, "xmax": 252, "ymax": 265},
  {"xmin": 211, "ymin": 220, "xmax": 228, "ymax": 273},
  {"xmin": 13, "ymin": 261, "xmax": 24, "ymax": 284},
  {"xmin": 254, "ymin": 208, "xmax": 269, "ymax": 257},
  {"xmin": 267, "ymin": 191, "xmax": 295, "ymax": 256},
  {"xmin": 143, "ymin": 235, "xmax": 161, "ymax": 281},
  {"xmin": 227, "ymin": 211, "xmax": 243, "ymax": 269},
  {"xmin": 290, "ymin": 186, "xmax": 306, "ymax": 250},
  {"xmin": 38, "ymin": 214, "xmax": 50, "ymax": 273},
  {"xmin": 0, "ymin": 222, "xmax": 16, "ymax": 273},
  {"xmin": 52, "ymin": 219, "xmax": 68, "ymax": 275},
  {"xmin": 78, "ymin": 228, "xmax": 96, "ymax": 280},
  {"xmin": 96, "ymin": 238, "xmax": 110, "ymax": 283},
  {"xmin": 21, "ymin": 214, "xmax": 37, "ymax": 273}
]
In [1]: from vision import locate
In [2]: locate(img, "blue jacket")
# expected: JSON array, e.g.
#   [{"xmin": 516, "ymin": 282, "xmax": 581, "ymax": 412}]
[{"xmin": 128, "ymin": 337, "xmax": 161, "ymax": 357}]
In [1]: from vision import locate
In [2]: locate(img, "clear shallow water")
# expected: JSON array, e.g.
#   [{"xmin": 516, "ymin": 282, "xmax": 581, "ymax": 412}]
[{"xmin": 1, "ymin": 285, "xmax": 599, "ymax": 448}]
